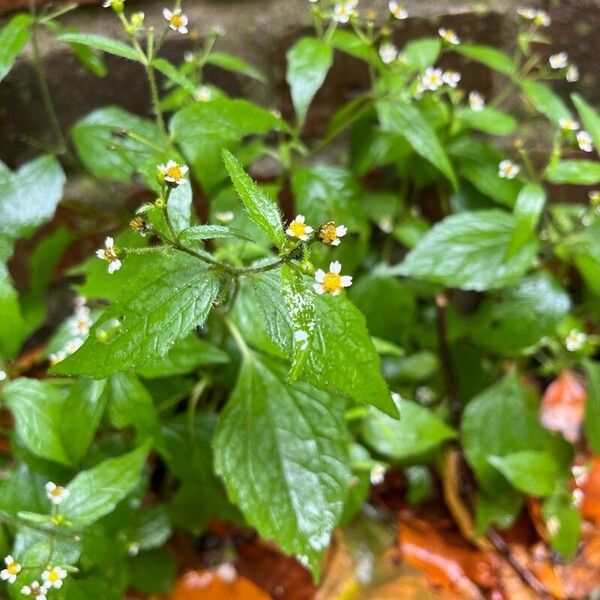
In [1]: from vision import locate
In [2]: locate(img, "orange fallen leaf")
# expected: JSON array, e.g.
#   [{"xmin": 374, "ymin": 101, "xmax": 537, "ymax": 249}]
[
  {"xmin": 540, "ymin": 371, "xmax": 586, "ymax": 443},
  {"xmin": 580, "ymin": 457, "xmax": 600, "ymax": 524},
  {"xmin": 170, "ymin": 568, "xmax": 270, "ymax": 600}
]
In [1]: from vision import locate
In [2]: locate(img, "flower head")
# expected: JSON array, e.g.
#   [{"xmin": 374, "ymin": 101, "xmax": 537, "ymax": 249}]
[
  {"xmin": 129, "ymin": 215, "xmax": 150, "ymax": 236},
  {"xmin": 195, "ymin": 85, "xmax": 213, "ymax": 102},
  {"xmin": 516, "ymin": 7, "xmax": 537, "ymax": 19},
  {"xmin": 314, "ymin": 261, "xmax": 353, "ymax": 295},
  {"xmin": 49, "ymin": 351, "xmax": 67, "ymax": 365},
  {"xmin": 317, "ymin": 221, "xmax": 347, "ymax": 246},
  {"xmin": 379, "ymin": 42, "xmax": 398, "ymax": 64},
  {"xmin": 559, "ymin": 117, "xmax": 580, "ymax": 131},
  {"xmin": 565, "ymin": 329, "xmax": 587, "ymax": 352},
  {"xmin": 549, "ymin": 52, "xmax": 568, "ymax": 70},
  {"xmin": 468, "ymin": 91, "xmax": 485, "ymax": 111},
  {"xmin": 517, "ymin": 8, "xmax": 550, "ymax": 26},
  {"xmin": 127, "ymin": 542, "xmax": 140, "ymax": 557},
  {"xmin": 96, "ymin": 236, "xmax": 122, "ymax": 274},
  {"xmin": 421, "ymin": 67, "xmax": 444, "ymax": 91},
  {"xmin": 215, "ymin": 211, "xmax": 234, "ymax": 224},
  {"xmin": 442, "ymin": 69, "xmax": 461, "ymax": 88},
  {"xmin": 498, "ymin": 159, "xmax": 521, "ymax": 179},
  {"xmin": 102, "ymin": 0, "xmax": 124, "ymax": 10},
  {"xmin": 0, "ymin": 370, "xmax": 7, "ymax": 382},
  {"xmin": 578, "ymin": 131, "xmax": 594, "ymax": 152},
  {"xmin": 163, "ymin": 7, "xmax": 188, "ymax": 34},
  {"xmin": 157, "ymin": 160, "xmax": 189, "ymax": 186},
  {"xmin": 21, "ymin": 581, "xmax": 47, "ymax": 599},
  {"xmin": 439, "ymin": 27, "xmax": 460, "ymax": 45},
  {"xmin": 332, "ymin": 1, "xmax": 356, "ymax": 23},
  {"xmin": 1, "ymin": 556, "xmax": 22, "ymax": 584},
  {"xmin": 566, "ymin": 64, "xmax": 579, "ymax": 82},
  {"xmin": 41, "ymin": 567, "xmax": 67, "ymax": 589},
  {"xmin": 69, "ymin": 305, "xmax": 92, "ymax": 336},
  {"xmin": 45, "ymin": 482, "xmax": 69, "ymax": 505},
  {"xmin": 286, "ymin": 215, "xmax": 314, "ymax": 242},
  {"xmin": 370, "ymin": 464, "xmax": 386, "ymax": 485},
  {"xmin": 388, "ymin": 1, "xmax": 407, "ymax": 19},
  {"xmin": 65, "ymin": 338, "xmax": 83, "ymax": 355}
]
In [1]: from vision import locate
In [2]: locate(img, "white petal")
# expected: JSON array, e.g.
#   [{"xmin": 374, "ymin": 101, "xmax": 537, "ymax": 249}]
[
  {"xmin": 180, "ymin": 164, "xmax": 189, "ymax": 175},
  {"xmin": 179, "ymin": 26, "xmax": 188, "ymax": 34},
  {"xmin": 304, "ymin": 225, "xmax": 313, "ymax": 234},
  {"xmin": 331, "ymin": 289, "xmax": 341, "ymax": 296},
  {"xmin": 285, "ymin": 228, "xmax": 295, "ymax": 237},
  {"xmin": 5, "ymin": 556, "xmax": 14, "ymax": 565},
  {"xmin": 329, "ymin": 261, "xmax": 342, "ymax": 274},
  {"xmin": 335, "ymin": 225, "xmax": 347, "ymax": 237},
  {"xmin": 1, "ymin": 570, "xmax": 9, "ymax": 580},
  {"xmin": 313, "ymin": 283, "xmax": 324, "ymax": 294},
  {"xmin": 295, "ymin": 214, "xmax": 305, "ymax": 223},
  {"xmin": 341, "ymin": 275, "xmax": 353, "ymax": 288},
  {"xmin": 166, "ymin": 159, "xmax": 177, "ymax": 168},
  {"xmin": 162, "ymin": 8, "xmax": 172, "ymax": 19},
  {"xmin": 331, "ymin": 238, "xmax": 341, "ymax": 246},
  {"xmin": 105, "ymin": 236, "xmax": 114, "ymax": 249},
  {"xmin": 314, "ymin": 269, "xmax": 326, "ymax": 283},
  {"xmin": 108, "ymin": 260, "xmax": 122, "ymax": 274}
]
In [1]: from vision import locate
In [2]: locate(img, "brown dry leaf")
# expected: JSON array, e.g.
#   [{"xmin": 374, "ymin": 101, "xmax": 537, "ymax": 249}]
[
  {"xmin": 170, "ymin": 568, "xmax": 270, "ymax": 600},
  {"xmin": 540, "ymin": 371, "xmax": 586, "ymax": 443},
  {"xmin": 361, "ymin": 567, "xmax": 457, "ymax": 600},
  {"xmin": 315, "ymin": 531, "xmax": 359, "ymax": 600}
]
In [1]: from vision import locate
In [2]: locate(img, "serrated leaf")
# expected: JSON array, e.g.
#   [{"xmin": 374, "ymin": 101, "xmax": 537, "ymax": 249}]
[
  {"xmin": 488, "ymin": 451, "xmax": 560, "ymax": 496},
  {"xmin": 391, "ymin": 210, "xmax": 537, "ymax": 291},
  {"xmin": 583, "ymin": 360, "xmax": 600, "ymax": 454},
  {"xmin": 572, "ymin": 93, "xmax": 600, "ymax": 156},
  {"xmin": 222, "ymin": 150, "xmax": 285, "ymax": 248},
  {"xmin": 507, "ymin": 183, "xmax": 546, "ymax": 256},
  {"xmin": 454, "ymin": 43, "xmax": 514, "ymax": 75},
  {"xmin": 521, "ymin": 80, "xmax": 572, "ymax": 125},
  {"xmin": 179, "ymin": 224, "xmax": 253, "ymax": 243},
  {"xmin": 213, "ymin": 355, "xmax": 351, "ymax": 577},
  {"xmin": 62, "ymin": 445, "xmax": 148, "ymax": 527},
  {"xmin": 544, "ymin": 160, "xmax": 600, "ymax": 185},
  {"xmin": 167, "ymin": 179, "xmax": 192, "ymax": 234},
  {"xmin": 57, "ymin": 32, "xmax": 139, "ymax": 61},
  {"xmin": 286, "ymin": 37, "xmax": 333, "ymax": 127},
  {"xmin": 52, "ymin": 253, "xmax": 220, "ymax": 377},
  {"xmin": 377, "ymin": 100, "xmax": 457, "ymax": 188},
  {"xmin": 0, "ymin": 14, "xmax": 33, "ymax": 82},
  {"xmin": 205, "ymin": 51, "xmax": 266, "ymax": 82}
]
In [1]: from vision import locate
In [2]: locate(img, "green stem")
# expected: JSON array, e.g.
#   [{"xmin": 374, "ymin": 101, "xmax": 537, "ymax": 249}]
[{"xmin": 224, "ymin": 318, "xmax": 252, "ymax": 359}]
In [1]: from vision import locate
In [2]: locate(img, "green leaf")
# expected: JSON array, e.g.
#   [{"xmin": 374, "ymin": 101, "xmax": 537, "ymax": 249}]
[
  {"xmin": 71, "ymin": 107, "xmax": 164, "ymax": 183},
  {"xmin": 542, "ymin": 491, "xmax": 581, "ymax": 560},
  {"xmin": 544, "ymin": 160, "xmax": 600, "ymax": 185},
  {"xmin": 583, "ymin": 360, "xmax": 600, "ymax": 454},
  {"xmin": 454, "ymin": 43, "xmax": 514, "ymax": 75},
  {"xmin": 521, "ymin": 80, "xmax": 571, "ymax": 125},
  {"xmin": 0, "ymin": 155, "xmax": 65, "ymax": 242},
  {"xmin": 179, "ymin": 224, "xmax": 253, "ymax": 243},
  {"xmin": 572, "ymin": 93, "xmax": 600, "ymax": 155},
  {"xmin": 57, "ymin": 32, "xmax": 139, "ymax": 61},
  {"xmin": 508, "ymin": 183, "xmax": 546, "ymax": 256},
  {"xmin": 391, "ymin": 210, "xmax": 538, "ymax": 291},
  {"xmin": 0, "ymin": 14, "xmax": 33, "ymax": 82},
  {"xmin": 459, "ymin": 161, "xmax": 521, "ymax": 206},
  {"xmin": 329, "ymin": 29, "xmax": 379, "ymax": 64},
  {"xmin": 69, "ymin": 42, "xmax": 108, "ymax": 77},
  {"xmin": 62, "ymin": 445, "xmax": 148, "ymax": 527},
  {"xmin": 3, "ymin": 378, "xmax": 70, "ymax": 465},
  {"xmin": 0, "ymin": 264, "xmax": 26, "ymax": 358},
  {"xmin": 52, "ymin": 253, "xmax": 220, "ymax": 377},
  {"xmin": 222, "ymin": 150, "xmax": 285, "ymax": 248},
  {"xmin": 213, "ymin": 355, "xmax": 351, "ymax": 577},
  {"xmin": 362, "ymin": 402, "xmax": 456, "ymax": 462},
  {"xmin": 377, "ymin": 100, "xmax": 457, "ymax": 188},
  {"xmin": 459, "ymin": 107, "xmax": 517, "ymax": 136},
  {"xmin": 152, "ymin": 57, "xmax": 196, "ymax": 95},
  {"xmin": 488, "ymin": 451, "xmax": 560, "ymax": 496},
  {"xmin": 286, "ymin": 37, "xmax": 333, "ymax": 126},
  {"xmin": 556, "ymin": 220, "xmax": 600, "ymax": 295},
  {"xmin": 205, "ymin": 51, "xmax": 266, "ymax": 83},
  {"xmin": 400, "ymin": 38, "xmax": 441, "ymax": 72},
  {"xmin": 167, "ymin": 180, "xmax": 192, "ymax": 234}
]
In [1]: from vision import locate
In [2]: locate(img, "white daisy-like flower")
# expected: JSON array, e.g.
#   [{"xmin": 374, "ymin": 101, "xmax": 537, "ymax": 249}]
[
  {"xmin": 215, "ymin": 211, "xmax": 234, "ymax": 224},
  {"xmin": 20, "ymin": 581, "xmax": 47, "ymax": 599},
  {"xmin": 566, "ymin": 64, "xmax": 579, "ymax": 82},
  {"xmin": 439, "ymin": 27, "xmax": 460, "ymax": 45},
  {"xmin": 293, "ymin": 330, "xmax": 309, "ymax": 350},
  {"xmin": 546, "ymin": 515, "xmax": 560, "ymax": 536},
  {"xmin": 549, "ymin": 52, "xmax": 568, "ymax": 70},
  {"xmin": 215, "ymin": 563, "xmax": 237, "ymax": 583},
  {"xmin": 41, "ymin": 567, "xmax": 67, "ymax": 590},
  {"xmin": 533, "ymin": 9, "xmax": 551, "ymax": 26},
  {"xmin": 421, "ymin": 67, "xmax": 444, "ymax": 91},
  {"xmin": 379, "ymin": 42, "xmax": 398, "ymax": 65},
  {"xmin": 95, "ymin": 237, "xmax": 122, "ymax": 274},
  {"xmin": 369, "ymin": 464, "xmax": 386, "ymax": 485},
  {"xmin": 157, "ymin": 160, "xmax": 189, "ymax": 185},
  {"xmin": 286, "ymin": 215, "xmax": 314, "ymax": 242},
  {"xmin": 516, "ymin": 7, "xmax": 537, "ymax": 19},
  {"xmin": 577, "ymin": 130, "xmax": 593, "ymax": 152},
  {"xmin": 565, "ymin": 329, "xmax": 587, "ymax": 352},
  {"xmin": 498, "ymin": 159, "xmax": 521, "ymax": 179},
  {"xmin": 0, "ymin": 370, "xmax": 6, "ymax": 382},
  {"xmin": 317, "ymin": 221, "xmax": 347, "ymax": 246},
  {"xmin": 332, "ymin": 1, "xmax": 355, "ymax": 23},
  {"xmin": 195, "ymin": 85, "xmax": 212, "ymax": 102},
  {"xmin": 162, "ymin": 7, "xmax": 188, "ymax": 34},
  {"xmin": 183, "ymin": 50, "xmax": 194, "ymax": 63},
  {"xmin": 0, "ymin": 556, "xmax": 21, "ymax": 584},
  {"xmin": 314, "ymin": 261, "xmax": 353, "ymax": 295},
  {"xmin": 69, "ymin": 307, "xmax": 92, "ymax": 336},
  {"xmin": 45, "ymin": 482, "xmax": 69, "ymax": 505},
  {"xmin": 388, "ymin": 0, "xmax": 407, "ymax": 19},
  {"xmin": 559, "ymin": 117, "xmax": 580, "ymax": 131},
  {"xmin": 442, "ymin": 69, "xmax": 461, "ymax": 88},
  {"xmin": 127, "ymin": 542, "xmax": 140, "ymax": 557},
  {"xmin": 468, "ymin": 91, "xmax": 485, "ymax": 111}
]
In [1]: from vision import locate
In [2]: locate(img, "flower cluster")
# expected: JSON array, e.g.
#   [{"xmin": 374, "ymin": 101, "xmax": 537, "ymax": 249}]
[
  {"xmin": 49, "ymin": 297, "xmax": 91, "ymax": 365},
  {"xmin": 416, "ymin": 67, "xmax": 462, "ymax": 95},
  {"xmin": 548, "ymin": 51, "xmax": 579, "ymax": 82},
  {"xmin": 1, "ymin": 555, "xmax": 67, "ymax": 596},
  {"xmin": 557, "ymin": 118, "xmax": 594, "ymax": 153},
  {"xmin": 517, "ymin": 7, "xmax": 551, "ymax": 27}
]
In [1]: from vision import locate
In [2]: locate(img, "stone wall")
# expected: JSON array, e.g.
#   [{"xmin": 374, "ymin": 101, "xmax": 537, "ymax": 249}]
[{"xmin": 1, "ymin": 0, "xmax": 600, "ymax": 166}]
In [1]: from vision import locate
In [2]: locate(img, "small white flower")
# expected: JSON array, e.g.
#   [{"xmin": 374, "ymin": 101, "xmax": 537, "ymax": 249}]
[
  {"xmin": 498, "ymin": 159, "xmax": 521, "ymax": 179},
  {"xmin": 378, "ymin": 216, "xmax": 393, "ymax": 233},
  {"xmin": 534, "ymin": 9, "xmax": 551, "ymax": 26},
  {"xmin": 183, "ymin": 50, "xmax": 194, "ymax": 63},
  {"xmin": 369, "ymin": 464, "xmax": 386, "ymax": 485},
  {"xmin": 293, "ymin": 330, "xmax": 309, "ymax": 350},
  {"xmin": 0, "ymin": 555, "xmax": 21, "ymax": 584},
  {"xmin": 41, "ymin": 567, "xmax": 67, "ymax": 589},
  {"xmin": 566, "ymin": 64, "xmax": 579, "ymax": 82},
  {"xmin": 549, "ymin": 52, "xmax": 568, "ymax": 70},
  {"xmin": 0, "ymin": 370, "xmax": 6, "ymax": 382},
  {"xmin": 49, "ymin": 351, "xmax": 67, "ymax": 366},
  {"xmin": 565, "ymin": 329, "xmax": 587, "ymax": 352},
  {"xmin": 195, "ymin": 85, "xmax": 212, "ymax": 102},
  {"xmin": 439, "ymin": 27, "xmax": 460, "ymax": 45},
  {"xmin": 416, "ymin": 385, "xmax": 435, "ymax": 405},
  {"xmin": 572, "ymin": 464, "xmax": 590, "ymax": 486},
  {"xmin": 560, "ymin": 117, "xmax": 580, "ymax": 131},
  {"xmin": 577, "ymin": 130, "xmax": 593, "ymax": 152},
  {"xmin": 69, "ymin": 307, "xmax": 92, "ymax": 336},
  {"xmin": 317, "ymin": 221, "xmax": 348, "ymax": 246},
  {"xmin": 95, "ymin": 236, "xmax": 122, "ymax": 274},
  {"xmin": 45, "ymin": 482, "xmax": 69, "ymax": 505},
  {"xmin": 314, "ymin": 261, "xmax": 353, "ymax": 295},
  {"xmin": 442, "ymin": 69, "xmax": 461, "ymax": 88},
  {"xmin": 388, "ymin": 1, "xmax": 407, "ymax": 19},
  {"xmin": 215, "ymin": 211, "xmax": 234, "ymax": 224},
  {"xmin": 516, "ymin": 7, "xmax": 537, "ymax": 19},
  {"xmin": 546, "ymin": 515, "xmax": 560, "ymax": 537},
  {"xmin": 216, "ymin": 563, "xmax": 237, "ymax": 583},
  {"xmin": 157, "ymin": 160, "xmax": 189, "ymax": 185},
  {"xmin": 20, "ymin": 581, "xmax": 47, "ymax": 599},
  {"xmin": 572, "ymin": 488, "xmax": 584, "ymax": 508},
  {"xmin": 468, "ymin": 91, "xmax": 485, "ymax": 111},
  {"xmin": 65, "ymin": 338, "xmax": 84, "ymax": 355},
  {"xmin": 127, "ymin": 542, "xmax": 140, "ymax": 557},
  {"xmin": 332, "ymin": 1, "xmax": 356, "ymax": 23},
  {"xmin": 421, "ymin": 67, "xmax": 444, "ymax": 91},
  {"xmin": 379, "ymin": 42, "xmax": 398, "ymax": 65},
  {"xmin": 162, "ymin": 7, "xmax": 188, "ymax": 34},
  {"xmin": 286, "ymin": 215, "xmax": 314, "ymax": 241}
]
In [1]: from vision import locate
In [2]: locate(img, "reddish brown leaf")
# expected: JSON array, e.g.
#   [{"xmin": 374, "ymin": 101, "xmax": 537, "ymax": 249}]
[
  {"xmin": 170, "ymin": 567, "xmax": 270, "ymax": 600},
  {"xmin": 580, "ymin": 457, "xmax": 600, "ymax": 524},
  {"xmin": 540, "ymin": 371, "xmax": 586, "ymax": 443}
]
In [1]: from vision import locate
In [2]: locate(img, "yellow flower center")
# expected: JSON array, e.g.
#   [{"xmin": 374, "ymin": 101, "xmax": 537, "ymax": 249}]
[
  {"xmin": 318, "ymin": 222, "xmax": 337, "ymax": 244},
  {"xmin": 171, "ymin": 14, "xmax": 182, "ymax": 27},
  {"xmin": 289, "ymin": 221, "xmax": 307, "ymax": 238},
  {"xmin": 7, "ymin": 563, "xmax": 19, "ymax": 575},
  {"xmin": 323, "ymin": 272, "xmax": 342, "ymax": 294},
  {"xmin": 166, "ymin": 164, "xmax": 183, "ymax": 180},
  {"xmin": 104, "ymin": 248, "xmax": 117, "ymax": 262},
  {"xmin": 48, "ymin": 571, "xmax": 60, "ymax": 582},
  {"xmin": 50, "ymin": 486, "xmax": 64, "ymax": 497}
]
